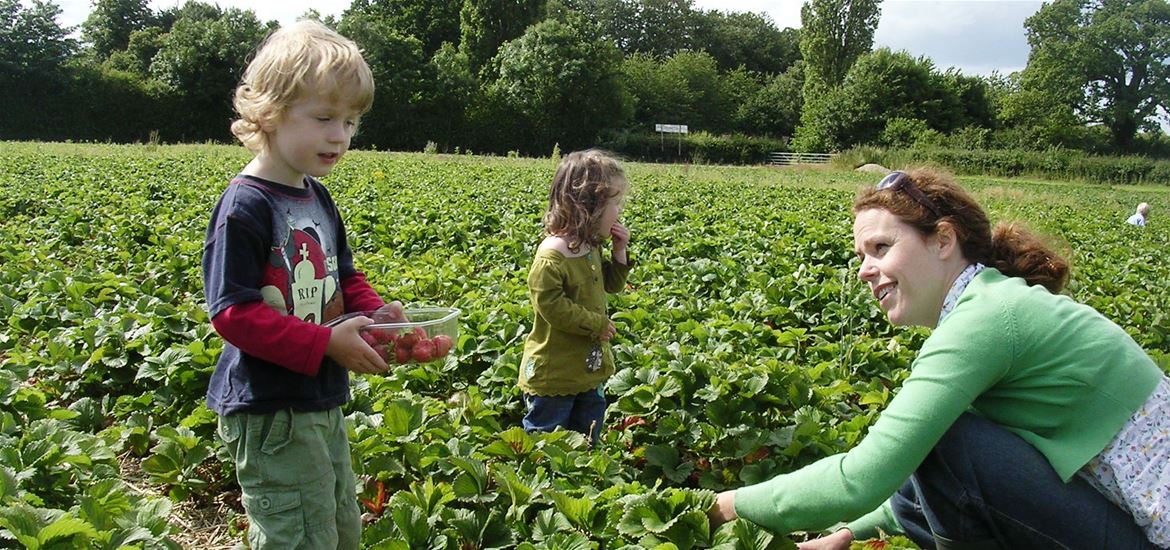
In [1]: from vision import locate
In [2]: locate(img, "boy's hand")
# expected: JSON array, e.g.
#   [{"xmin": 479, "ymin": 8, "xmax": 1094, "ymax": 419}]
[
  {"xmin": 326, "ymin": 316, "xmax": 388, "ymax": 374},
  {"xmin": 610, "ymin": 221, "xmax": 629, "ymax": 264},
  {"xmin": 371, "ymin": 300, "xmax": 407, "ymax": 323},
  {"xmin": 599, "ymin": 320, "xmax": 616, "ymax": 341}
]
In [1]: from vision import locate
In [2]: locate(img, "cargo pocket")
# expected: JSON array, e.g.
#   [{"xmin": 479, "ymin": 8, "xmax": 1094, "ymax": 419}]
[
  {"xmin": 217, "ymin": 415, "xmax": 242, "ymax": 460},
  {"xmin": 260, "ymin": 408, "xmax": 294, "ymax": 455},
  {"xmin": 243, "ymin": 489, "xmax": 305, "ymax": 548}
]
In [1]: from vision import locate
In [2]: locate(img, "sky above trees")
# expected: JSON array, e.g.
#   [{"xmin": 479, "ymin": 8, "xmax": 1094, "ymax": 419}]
[
  {"xmin": 694, "ymin": 0, "xmax": 1044, "ymax": 76},
  {"xmin": 46, "ymin": 0, "xmax": 1044, "ymax": 77}
]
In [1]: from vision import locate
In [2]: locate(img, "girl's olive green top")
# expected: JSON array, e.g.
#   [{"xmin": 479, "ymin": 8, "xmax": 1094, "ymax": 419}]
[{"xmin": 520, "ymin": 247, "xmax": 631, "ymax": 396}]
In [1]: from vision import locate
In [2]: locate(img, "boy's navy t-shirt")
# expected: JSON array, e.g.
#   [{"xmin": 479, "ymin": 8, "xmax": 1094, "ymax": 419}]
[{"xmin": 202, "ymin": 175, "xmax": 358, "ymax": 415}]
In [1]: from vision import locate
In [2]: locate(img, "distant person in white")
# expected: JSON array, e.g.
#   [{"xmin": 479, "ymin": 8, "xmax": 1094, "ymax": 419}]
[{"xmin": 1127, "ymin": 202, "xmax": 1150, "ymax": 226}]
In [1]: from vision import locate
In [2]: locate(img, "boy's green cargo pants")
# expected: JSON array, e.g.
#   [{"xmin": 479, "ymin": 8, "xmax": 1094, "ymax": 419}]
[{"xmin": 218, "ymin": 407, "xmax": 360, "ymax": 549}]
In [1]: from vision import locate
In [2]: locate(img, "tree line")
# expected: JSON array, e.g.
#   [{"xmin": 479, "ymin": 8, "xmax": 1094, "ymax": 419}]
[{"xmin": 2, "ymin": 0, "xmax": 1168, "ymax": 159}]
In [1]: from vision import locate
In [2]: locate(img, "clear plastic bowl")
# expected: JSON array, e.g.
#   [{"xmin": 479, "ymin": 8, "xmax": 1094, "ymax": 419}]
[{"xmin": 358, "ymin": 307, "xmax": 460, "ymax": 364}]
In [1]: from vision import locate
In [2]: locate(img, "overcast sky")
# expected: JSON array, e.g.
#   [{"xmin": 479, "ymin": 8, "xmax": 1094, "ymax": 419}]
[
  {"xmin": 694, "ymin": 0, "xmax": 1044, "ymax": 76},
  {"xmin": 47, "ymin": 0, "xmax": 1043, "ymax": 77}
]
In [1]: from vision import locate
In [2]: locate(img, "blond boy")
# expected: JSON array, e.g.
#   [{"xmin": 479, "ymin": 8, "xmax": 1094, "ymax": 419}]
[{"xmin": 201, "ymin": 20, "xmax": 400, "ymax": 549}]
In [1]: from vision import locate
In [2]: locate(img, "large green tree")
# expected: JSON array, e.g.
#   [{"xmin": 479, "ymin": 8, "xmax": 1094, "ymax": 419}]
[
  {"xmin": 620, "ymin": 50, "xmax": 732, "ymax": 132},
  {"xmin": 0, "ymin": 0, "xmax": 78, "ymax": 140},
  {"xmin": 486, "ymin": 16, "xmax": 629, "ymax": 152},
  {"xmin": 459, "ymin": 0, "xmax": 546, "ymax": 73},
  {"xmin": 991, "ymin": 71, "xmax": 1088, "ymax": 150},
  {"xmin": 0, "ymin": 0, "xmax": 75, "ymax": 77},
  {"xmin": 793, "ymin": 0, "xmax": 881, "ymax": 151},
  {"xmin": 345, "ymin": 0, "xmax": 461, "ymax": 55},
  {"xmin": 693, "ymin": 10, "xmax": 800, "ymax": 75},
  {"xmin": 426, "ymin": 43, "xmax": 477, "ymax": 149},
  {"xmin": 620, "ymin": 52, "xmax": 693, "ymax": 129},
  {"xmin": 104, "ymin": 26, "xmax": 165, "ymax": 75},
  {"xmin": 795, "ymin": 48, "xmax": 992, "ymax": 150},
  {"xmin": 1022, "ymin": 0, "xmax": 1170, "ymax": 152},
  {"xmin": 826, "ymin": 49, "xmax": 950, "ymax": 147},
  {"xmin": 338, "ymin": 13, "xmax": 434, "ymax": 150},
  {"xmin": 735, "ymin": 62, "xmax": 804, "ymax": 138},
  {"xmin": 798, "ymin": 0, "xmax": 881, "ymax": 87},
  {"xmin": 563, "ymin": 0, "xmax": 699, "ymax": 59},
  {"xmin": 148, "ymin": 4, "xmax": 272, "ymax": 141},
  {"xmin": 81, "ymin": 0, "xmax": 153, "ymax": 59}
]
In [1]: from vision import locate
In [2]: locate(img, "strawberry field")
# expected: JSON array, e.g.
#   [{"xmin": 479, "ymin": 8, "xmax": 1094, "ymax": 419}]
[{"xmin": 2, "ymin": 142, "xmax": 1169, "ymax": 549}]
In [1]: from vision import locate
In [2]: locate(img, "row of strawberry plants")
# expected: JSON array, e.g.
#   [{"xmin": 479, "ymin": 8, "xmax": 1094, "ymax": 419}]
[{"xmin": 1, "ymin": 143, "xmax": 1168, "ymax": 548}]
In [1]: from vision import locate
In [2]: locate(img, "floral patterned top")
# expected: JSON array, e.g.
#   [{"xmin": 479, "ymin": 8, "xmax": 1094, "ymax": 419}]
[
  {"xmin": 938, "ymin": 263, "xmax": 985, "ymax": 323},
  {"xmin": 947, "ymin": 262, "xmax": 1168, "ymax": 546},
  {"xmin": 1078, "ymin": 376, "xmax": 1170, "ymax": 547}
]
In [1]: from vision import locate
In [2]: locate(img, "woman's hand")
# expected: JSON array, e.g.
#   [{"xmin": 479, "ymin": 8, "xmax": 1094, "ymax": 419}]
[
  {"xmin": 796, "ymin": 529, "xmax": 854, "ymax": 550},
  {"xmin": 708, "ymin": 490, "xmax": 738, "ymax": 528}
]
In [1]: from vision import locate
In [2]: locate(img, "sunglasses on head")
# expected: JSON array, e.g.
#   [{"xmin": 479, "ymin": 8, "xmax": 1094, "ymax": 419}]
[{"xmin": 876, "ymin": 171, "xmax": 943, "ymax": 218}]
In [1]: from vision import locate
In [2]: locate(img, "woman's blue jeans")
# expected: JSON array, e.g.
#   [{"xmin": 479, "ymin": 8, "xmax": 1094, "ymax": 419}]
[
  {"xmin": 522, "ymin": 386, "xmax": 607, "ymax": 444},
  {"xmin": 891, "ymin": 412, "xmax": 1157, "ymax": 549}
]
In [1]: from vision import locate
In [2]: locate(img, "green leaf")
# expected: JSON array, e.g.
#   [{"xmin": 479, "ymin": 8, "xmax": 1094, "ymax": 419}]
[
  {"xmin": 0, "ymin": 502, "xmax": 42, "ymax": 548},
  {"xmin": 644, "ymin": 445, "xmax": 693, "ymax": 484},
  {"xmin": 450, "ymin": 456, "xmax": 489, "ymax": 500},
  {"xmin": 531, "ymin": 507, "xmax": 573, "ymax": 541},
  {"xmin": 388, "ymin": 500, "xmax": 429, "ymax": 547},
  {"xmin": 78, "ymin": 479, "xmax": 131, "ymax": 530},
  {"xmin": 381, "ymin": 399, "xmax": 426, "ymax": 441},
  {"xmin": 546, "ymin": 489, "xmax": 598, "ymax": 532},
  {"xmin": 492, "ymin": 462, "xmax": 535, "ymax": 514},
  {"xmin": 0, "ymin": 466, "xmax": 17, "ymax": 502},
  {"xmin": 480, "ymin": 426, "xmax": 536, "ymax": 459},
  {"xmin": 38, "ymin": 515, "xmax": 98, "ymax": 545},
  {"xmin": 402, "ymin": 478, "xmax": 455, "ymax": 519},
  {"xmin": 536, "ymin": 531, "xmax": 596, "ymax": 550}
]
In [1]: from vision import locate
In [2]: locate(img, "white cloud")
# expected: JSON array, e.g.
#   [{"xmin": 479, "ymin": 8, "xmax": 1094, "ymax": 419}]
[
  {"xmin": 693, "ymin": 0, "xmax": 1044, "ymax": 76},
  {"xmin": 874, "ymin": 1, "xmax": 1043, "ymax": 75}
]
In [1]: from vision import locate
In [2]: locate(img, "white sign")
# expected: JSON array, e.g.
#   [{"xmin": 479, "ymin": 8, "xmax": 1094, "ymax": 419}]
[{"xmin": 654, "ymin": 124, "xmax": 688, "ymax": 134}]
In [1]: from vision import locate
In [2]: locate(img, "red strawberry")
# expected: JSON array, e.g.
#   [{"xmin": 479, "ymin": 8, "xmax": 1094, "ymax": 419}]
[
  {"xmin": 394, "ymin": 345, "xmax": 411, "ymax": 364},
  {"xmin": 432, "ymin": 335, "xmax": 453, "ymax": 357},
  {"xmin": 397, "ymin": 332, "xmax": 419, "ymax": 348},
  {"xmin": 412, "ymin": 340, "xmax": 436, "ymax": 362},
  {"xmin": 744, "ymin": 447, "xmax": 770, "ymax": 464},
  {"xmin": 373, "ymin": 328, "xmax": 398, "ymax": 345},
  {"xmin": 412, "ymin": 327, "xmax": 428, "ymax": 340}
]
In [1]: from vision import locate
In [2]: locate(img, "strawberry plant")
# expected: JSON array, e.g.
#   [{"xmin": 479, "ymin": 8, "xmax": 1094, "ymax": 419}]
[
  {"xmin": 3, "ymin": 143, "xmax": 1169, "ymax": 547},
  {"xmin": 140, "ymin": 426, "xmax": 214, "ymax": 502}
]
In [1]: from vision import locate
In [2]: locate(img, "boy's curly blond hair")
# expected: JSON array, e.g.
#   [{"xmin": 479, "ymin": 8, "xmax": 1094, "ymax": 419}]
[{"xmin": 231, "ymin": 20, "xmax": 375, "ymax": 153}]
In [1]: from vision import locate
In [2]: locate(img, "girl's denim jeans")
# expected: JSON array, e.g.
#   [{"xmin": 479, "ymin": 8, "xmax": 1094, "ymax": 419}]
[
  {"xmin": 891, "ymin": 412, "xmax": 1157, "ymax": 549},
  {"xmin": 522, "ymin": 385, "xmax": 607, "ymax": 444}
]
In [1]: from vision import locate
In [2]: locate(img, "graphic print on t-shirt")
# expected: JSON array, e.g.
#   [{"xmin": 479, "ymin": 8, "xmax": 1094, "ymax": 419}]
[{"xmin": 258, "ymin": 216, "xmax": 343, "ymax": 324}]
